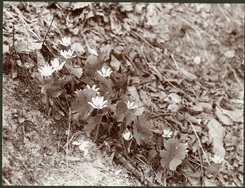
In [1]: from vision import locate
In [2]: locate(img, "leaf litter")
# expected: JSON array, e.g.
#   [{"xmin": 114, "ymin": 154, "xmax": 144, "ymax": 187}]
[{"xmin": 2, "ymin": 2, "xmax": 244, "ymax": 186}]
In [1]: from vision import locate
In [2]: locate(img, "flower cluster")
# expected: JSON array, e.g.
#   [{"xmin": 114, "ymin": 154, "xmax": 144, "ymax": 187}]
[
  {"xmin": 58, "ymin": 37, "xmax": 76, "ymax": 59},
  {"xmin": 38, "ymin": 58, "xmax": 66, "ymax": 77}
]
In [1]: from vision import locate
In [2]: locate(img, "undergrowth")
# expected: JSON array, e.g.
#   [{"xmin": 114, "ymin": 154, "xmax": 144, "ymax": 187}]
[{"xmin": 3, "ymin": 2, "xmax": 244, "ymax": 186}]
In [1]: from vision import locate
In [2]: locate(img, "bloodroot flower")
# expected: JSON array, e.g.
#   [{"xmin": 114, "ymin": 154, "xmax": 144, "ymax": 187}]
[
  {"xmin": 51, "ymin": 58, "xmax": 66, "ymax": 71},
  {"xmin": 59, "ymin": 37, "xmax": 71, "ymax": 46},
  {"xmin": 72, "ymin": 140, "xmax": 90, "ymax": 157},
  {"xmin": 211, "ymin": 154, "xmax": 224, "ymax": 164},
  {"xmin": 60, "ymin": 49, "xmax": 75, "ymax": 59},
  {"xmin": 86, "ymin": 85, "xmax": 100, "ymax": 92},
  {"xmin": 122, "ymin": 129, "xmax": 133, "ymax": 141},
  {"xmin": 97, "ymin": 67, "xmax": 113, "ymax": 77},
  {"xmin": 162, "ymin": 129, "xmax": 173, "ymax": 138},
  {"xmin": 38, "ymin": 64, "xmax": 55, "ymax": 77},
  {"xmin": 88, "ymin": 96, "xmax": 108, "ymax": 109},
  {"xmin": 125, "ymin": 100, "xmax": 138, "ymax": 110}
]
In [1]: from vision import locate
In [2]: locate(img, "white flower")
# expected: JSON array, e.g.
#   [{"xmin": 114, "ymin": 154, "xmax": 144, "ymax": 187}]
[
  {"xmin": 122, "ymin": 129, "xmax": 133, "ymax": 141},
  {"xmin": 38, "ymin": 64, "xmax": 55, "ymax": 77},
  {"xmin": 162, "ymin": 129, "xmax": 173, "ymax": 138},
  {"xmin": 88, "ymin": 96, "xmax": 108, "ymax": 109},
  {"xmin": 97, "ymin": 67, "xmax": 113, "ymax": 77},
  {"xmin": 211, "ymin": 154, "xmax": 224, "ymax": 163},
  {"xmin": 125, "ymin": 100, "xmax": 138, "ymax": 110},
  {"xmin": 50, "ymin": 58, "xmax": 66, "ymax": 71},
  {"xmin": 59, "ymin": 37, "xmax": 71, "ymax": 46},
  {"xmin": 60, "ymin": 49, "xmax": 75, "ymax": 59},
  {"xmin": 72, "ymin": 141, "xmax": 90, "ymax": 157},
  {"xmin": 86, "ymin": 85, "xmax": 100, "ymax": 92}
]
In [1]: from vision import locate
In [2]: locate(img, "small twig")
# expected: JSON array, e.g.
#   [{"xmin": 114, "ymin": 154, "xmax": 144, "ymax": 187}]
[
  {"xmin": 170, "ymin": 53, "xmax": 179, "ymax": 70},
  {"xmin": 189, "ymin": 120, "xmax": 211, "ymax": 165},
  {"xmin": 66, "ymin": 107, "xmax": 71, "ymax": 167},
  {"xmin": 227, "ymin": 63, "xmax": 243, "ymax": 87},
  {"xmin": 187, "ymin": 157, "xmax": 207, "ymax": 169},
  {"xmin": 218, "ymin": 4, "xmax": 231, "ymax": 23},
  {"xmin": 198, "ymin": 148, "xmax": 204, "ymax": 185},
  {"xmin": 16, "ymin": 12, "xmax": 42, "ymax": 40},
  {"xmin": 42, "ymin": 14, "xmax": 55, "ymax": 46},
  {"xmin": 178, "ymin": 16, "xmax": 222, "ymax": 46},
  {"xmin": 68, "ymin": 166, "xmax": 91, "ymax": 184},
  {"xmin": 129, "ymin": 30, "xmax": 162, "ymax": 55},
  {"xmin": 2, "ymin": 176, "xmax": 11, "ymax": 185},
  {"xmin": 195, "ymin": 29, "xmax": 214, "ymax": 68},
  {"xmin": 123, "ymin": 54, "xmax": 142, "ymax": 78},
  {"xmin": 136, "ymin": 155, "xmax": 165, "ymax": 186},
  {"xmin": 42, "ymin": 85, "xmax": 49, "ymax": 113},
  {"xmin": 4, "ymin": 7, "xmax": 42, "ymax": 48},
  {"xmin": 12, "ymin": 23, "xmax": 15, "ymax": 48}
]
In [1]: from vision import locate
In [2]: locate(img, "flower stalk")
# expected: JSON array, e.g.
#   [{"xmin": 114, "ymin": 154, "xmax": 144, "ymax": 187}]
[{"xmin": 94, "ymin": 109, "xmax": 100, "ymax": 142}]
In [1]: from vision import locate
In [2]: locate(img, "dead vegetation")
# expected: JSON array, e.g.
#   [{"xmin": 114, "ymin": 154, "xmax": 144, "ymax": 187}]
[{"xmin": 2, "ymin": 2, "xmax": 244, "ymax": 186}]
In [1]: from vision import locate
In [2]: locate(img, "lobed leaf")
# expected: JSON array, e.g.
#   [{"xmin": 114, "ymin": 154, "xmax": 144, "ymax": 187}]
[{"xmin": 160, "ymin": 138, "xmax": 187, "ymax": 171}]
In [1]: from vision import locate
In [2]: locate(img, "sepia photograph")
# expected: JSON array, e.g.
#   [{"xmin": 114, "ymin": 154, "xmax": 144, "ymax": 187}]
[{"xmin": 2, "ymin": 2, "xmax": 244, "ymax": 186}]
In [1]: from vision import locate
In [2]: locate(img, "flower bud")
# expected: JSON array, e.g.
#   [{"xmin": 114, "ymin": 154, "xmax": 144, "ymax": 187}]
[{"xmin": 122, "ymin": 129, "xmax": 133, "ymax": 141}]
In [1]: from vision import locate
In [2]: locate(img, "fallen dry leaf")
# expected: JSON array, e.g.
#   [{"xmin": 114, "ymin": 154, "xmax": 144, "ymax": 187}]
[
  {"xmin": 207, "ymin": 117, "xmax": 226, "ymax": 157},
  {"xmin": 126, "ymin": 86, "xmax": 145, "ymax": 116},
  {"xmin": 220, "ymin": 107, "xmax": 243, "ymax": 123},
  {"xmin": 224, "ymin": 50, "xmax": 236, "ymax": 58},
  {"xmin": 215, "ymin": 106, "xmax": 233, "ymax": 125}
]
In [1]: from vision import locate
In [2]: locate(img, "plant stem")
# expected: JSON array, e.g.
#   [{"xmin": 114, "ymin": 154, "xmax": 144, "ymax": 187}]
[
  {"xmin": 191, "ymin": 122, "xmax": 210, "ymax": 165},
  {"xmin": 94, "ymin": 109, "xmax": 99, "ymax": 142},
  {"xmin": 94, "ymin": 123, "xmax": 100, "ymax": 142},
  {"xmin": 66, "ymin": 107, "xmax": 71, "ymax": 167},
  {"xmin": 71, "ymin": 74, "xmax": 74, "ymax": 92},
  {"xmin": 44, "ymin": 86, "xmax": 49, "ymax": 113}
]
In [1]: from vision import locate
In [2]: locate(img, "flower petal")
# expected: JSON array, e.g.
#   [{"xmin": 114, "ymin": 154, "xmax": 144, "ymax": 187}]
[{"xmin": 88, "ymin": 102, "xmax": 96, "ymax": 108}]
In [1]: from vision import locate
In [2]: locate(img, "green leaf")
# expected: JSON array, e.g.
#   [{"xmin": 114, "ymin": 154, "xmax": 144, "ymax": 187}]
[
  {"xmin": 114, "ymin": 100, "xmax": 127, "ymax": 122},
  {"xmin": 132, "ymin": 115, "xmax": 153, "ymax": 146},
  {"xmin": 206, "ymin": 163, "xmax": 222, "ymax": 174},
  {"xmin": 110, "ymin": 55, "xmax": 121, "ymax": 71},
  {"xmin": 71, "ymin": 42, "xmax": 85, "ymax": 55},
  {"xmin": 148, "ymin": 149, "xmax": 158, "ymax": 161},
  {"xmin": 15, "ymin": 40, "xmax": 42, "ymax": 53},
  {"xmin": 47, "ymin": 87, "xmax": 63, "ymax": 98},
  {"xmin": 100, "ymin": 44, "xmax": 114, "ymax": 61},
  {"xmin": 70, "ymin": 67, "xmax": 83, "ymax": 78},
  {"xmin": 45, "ymin": 81, "xmax": 63, "ymax": 98},
  {"xmin": 83, "ymin": 115, "xmax": 102, "ymax": 136},
  {"xmin": 160, "ymin": 138, "xmax": 187, "ymax": 171},
  {"xmin": 36, "ymin": 50, "xmax": 47, "ymax": 67},
  {"xmin": 71, "ymin": 90, "xmax": 94, "ymax": 123}
]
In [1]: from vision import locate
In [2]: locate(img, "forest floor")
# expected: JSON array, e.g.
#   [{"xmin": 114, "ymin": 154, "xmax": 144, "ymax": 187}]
[{"xmin": 2, "ymin": 2, "xmax": 244, "ymax": 186}]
